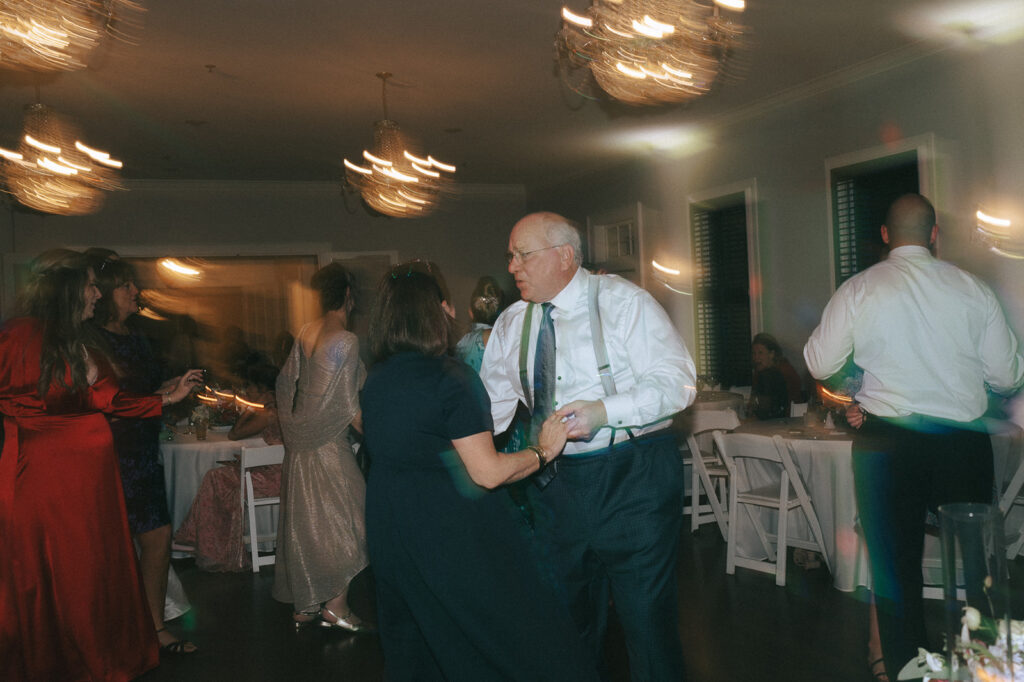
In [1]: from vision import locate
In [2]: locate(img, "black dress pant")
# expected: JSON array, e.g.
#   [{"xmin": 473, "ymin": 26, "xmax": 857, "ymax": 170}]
[
  {"xmin": 852, "ymin": 416, "xmax": 993, "ymax": 677},
  {"xmin": 528, "ymin": 431, "xmax": 686, "ymax": 682}
]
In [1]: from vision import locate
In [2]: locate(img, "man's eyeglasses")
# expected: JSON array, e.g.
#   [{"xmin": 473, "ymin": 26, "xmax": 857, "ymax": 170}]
[{"xmin": 505, "ymin": 244, "xmax": 566, "ymax": 265}]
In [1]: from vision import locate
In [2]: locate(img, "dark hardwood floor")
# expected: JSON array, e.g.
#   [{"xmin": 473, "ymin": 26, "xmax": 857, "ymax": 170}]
[{"xmin": 140, "ymin": 528, "xmax": 935, "ymax": 681}]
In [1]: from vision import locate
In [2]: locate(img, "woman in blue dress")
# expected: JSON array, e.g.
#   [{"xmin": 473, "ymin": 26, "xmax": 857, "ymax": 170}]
[
  {"xmin": 360, "ymin": 266, "xmax": 598, "ymax": 681},
  {"xmin": 454, "ymin": 275, "xmax": 503, "ymax": 372}
]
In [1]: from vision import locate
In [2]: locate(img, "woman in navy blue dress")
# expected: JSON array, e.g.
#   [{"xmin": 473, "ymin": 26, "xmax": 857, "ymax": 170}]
[{"xmin": 361, "ymin": 266, "xmax": 598, "ymax": 681}]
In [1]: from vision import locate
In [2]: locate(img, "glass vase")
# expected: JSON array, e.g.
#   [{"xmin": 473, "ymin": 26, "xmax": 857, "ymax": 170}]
[{"xmin": 938, "ymin": 503, "xmax": 1013, "ymax": 681}]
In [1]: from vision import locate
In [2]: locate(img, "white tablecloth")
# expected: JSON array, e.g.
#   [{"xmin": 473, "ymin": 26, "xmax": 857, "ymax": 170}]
[
  {"xmin": 159, "ymin": 430, "xmax": 267, "ymax": 533},
  {"xmin": 730, "ymin": 418, "xmax": 1023, "ymax": 592},
  {"xmin": 691, "ymin": 391, "xmax": 745, "ymax": 415}
]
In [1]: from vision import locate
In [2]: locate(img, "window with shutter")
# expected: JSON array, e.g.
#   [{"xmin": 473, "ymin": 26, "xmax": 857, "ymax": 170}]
[
  {"xmin": 691, "ymin": 199, "xmax": 752, "ymax": 388},
  {"xmin": 831, "ymin": 151, "xmax": 919, "ymax": 286}
]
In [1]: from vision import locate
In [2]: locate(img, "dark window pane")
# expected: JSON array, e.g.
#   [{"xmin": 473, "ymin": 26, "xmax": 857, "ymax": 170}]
[{"xmin": 692, "ymin": 201, "xmax": 751, "ymax": 388}]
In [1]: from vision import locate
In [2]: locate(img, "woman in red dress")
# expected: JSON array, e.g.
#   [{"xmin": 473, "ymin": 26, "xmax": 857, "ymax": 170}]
[{"xmin": 0, "ymin": 250, "xmax": 202, "ymax": 681}]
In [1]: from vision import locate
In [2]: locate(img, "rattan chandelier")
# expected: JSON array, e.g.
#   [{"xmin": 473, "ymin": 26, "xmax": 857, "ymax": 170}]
[
  {"xmin": 0, "ymin": 0, "xmax": 145, "ymax": 72},
  {"xmin": 556, "ymin": 0, "xmax": 747, "ymax": 106},
  {"xmin": 343, "ymin": 73, "xmax": 456, "ymax": 219},
  {"xmin": 0, "ymin": 103, "xmax": 124, "ymax": 216}
]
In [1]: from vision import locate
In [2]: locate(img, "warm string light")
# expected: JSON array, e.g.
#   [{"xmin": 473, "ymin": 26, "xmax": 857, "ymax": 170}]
[
  {"xmin": 0, "ymin": 103, "xmax": 123, "ymax": 216},
  {"xmin": 556, "ymin": 0, "xmax": 748, "ymax": 106},
  {"xmin": 343, "ymin": 73, "xmax": 455, "ymax": 218}
]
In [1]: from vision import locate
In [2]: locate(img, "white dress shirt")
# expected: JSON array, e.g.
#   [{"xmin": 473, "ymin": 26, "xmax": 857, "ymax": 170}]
[
  {"xmin": 804, "ymin": 245, "xmax": 1024, "ymax": 421},
  {"xmin": 480, "ymin": 268, "xmax": 696, "ymax": 455}
]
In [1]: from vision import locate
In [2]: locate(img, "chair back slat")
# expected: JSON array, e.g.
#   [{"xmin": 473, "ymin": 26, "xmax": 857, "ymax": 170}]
[{"xmin": 240, "ymin": 444, "xmax": 285, "ymax": 573}]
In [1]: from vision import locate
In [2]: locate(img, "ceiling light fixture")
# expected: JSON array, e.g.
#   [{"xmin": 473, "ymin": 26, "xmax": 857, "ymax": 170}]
[
  {"xmin": 1, "ymin": 103, "xmax": 124, "ymax": 216},
  {"xmin": 556, "ymin": 0, "xmax": 748, "ymax": 106},
  {"xmin": 343, "ymin": 72, "xmax": 456, "ymax": 218},
  {"xmin": 0, "ymin": 0, "xmax": 145, "ymax": 72}
]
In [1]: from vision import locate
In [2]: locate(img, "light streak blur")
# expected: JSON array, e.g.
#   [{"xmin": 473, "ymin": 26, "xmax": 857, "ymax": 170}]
[
  {"xmin": 652, "ymin": 259, "xmax": 681, "ymax": 276},
  {"xmin": 0, "ymin": 0, "xmax": 144, "ymax": 72},
  {"xmin": 556, "ymin": 0, "xmax": 748, "ymax": 105},
  {"xmin": 236, "ymin": 396, "xmax": 266, "ymax": 410},
  {"xmin": 343, "ymin": 72, "xmax": 456, "ymax": 218},
  {"xmin": 159, "ymin": 258, "xmax": 201, "ymax": 276},
  {"xmin": 2, "ymin": 103, "xmax": 123, "ymax": 215},
  {"xmin": 818, "ymin": 385, "xmax": 854, "ymax": 405}
]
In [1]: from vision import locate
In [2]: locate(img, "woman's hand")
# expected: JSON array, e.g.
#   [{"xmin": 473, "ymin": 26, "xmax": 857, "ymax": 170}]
[
  {"xmin": 163, "ymin": 369, "xmax": 204, "ymax": 405},
  {"xmin": 537, "ymin": 413, "xmax": 569, "ymax": 462}
]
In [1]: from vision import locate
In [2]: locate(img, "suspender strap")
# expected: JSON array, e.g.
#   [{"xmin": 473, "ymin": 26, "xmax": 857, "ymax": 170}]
[
  {"xmin": 516, "ymin": 277, "xmax": 632, "ymax": 445},
  {"xmin": 588, "ymin": 276, "xmax": 617, "ymax": 397},
  {"xmin": 518, "ymin": 302, "xmax": 535, "ymax": 412}
]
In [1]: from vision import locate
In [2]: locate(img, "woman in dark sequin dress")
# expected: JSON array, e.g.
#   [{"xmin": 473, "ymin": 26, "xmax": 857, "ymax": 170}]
[{"xmin": 91, "ymin": 256, "xmax": 197, "ymax": 654}]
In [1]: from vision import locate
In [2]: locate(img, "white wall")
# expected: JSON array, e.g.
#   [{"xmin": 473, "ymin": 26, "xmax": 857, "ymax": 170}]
[
  {"xmin": 532, "ymin": 39, "xmax": 1024, "ymax": 383},
  {"xmin": 0, "ymin": 181, "xmax": 526, "ymax": 322}
]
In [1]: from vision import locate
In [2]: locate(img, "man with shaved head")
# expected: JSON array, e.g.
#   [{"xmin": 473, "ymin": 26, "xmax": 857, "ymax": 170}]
[
  {"xmin": 481, "ymin": 212, "xmax": 696, "ymax": 680},
  {"xmin": 804, "ymin": 194, "xmax": 1024, "ymax": 677}
]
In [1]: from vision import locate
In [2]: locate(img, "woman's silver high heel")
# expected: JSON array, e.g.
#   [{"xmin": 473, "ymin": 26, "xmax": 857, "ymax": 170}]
[
  {"xmin": 319, "ymin": 606, "xmax": 375, "ymax": 634},
  {"xmin": 293, "ymin": 610, "xmax": 321, "ymax": 630}
]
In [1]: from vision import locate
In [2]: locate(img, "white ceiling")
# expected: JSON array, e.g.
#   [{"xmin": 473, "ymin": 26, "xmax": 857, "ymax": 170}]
[{"xmin": 0, "ymin": 0, "xmax": 1010, "ymax": 191}]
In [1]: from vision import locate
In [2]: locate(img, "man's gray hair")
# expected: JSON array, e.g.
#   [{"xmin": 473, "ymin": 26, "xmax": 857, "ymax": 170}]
[{"xmin": 536, "ymin": 212, "xmax": 583, "ymax": 266}]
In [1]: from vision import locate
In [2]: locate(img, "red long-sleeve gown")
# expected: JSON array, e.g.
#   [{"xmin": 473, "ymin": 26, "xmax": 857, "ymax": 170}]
[{"xmin": 0, "ymin": 317, "xmax": 161, "ymax": 681}]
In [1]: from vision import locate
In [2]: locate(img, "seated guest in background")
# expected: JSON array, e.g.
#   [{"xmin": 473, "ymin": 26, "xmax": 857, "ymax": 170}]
[
  {"xmin": 175, "ymin": 355, "xmax": 283, "ymax": 572},
  {"xmin": 749, "ymin": 333, "xmax": 794, "ymax": 419},
  {"xmin": 361, "ymin": 265, "xmax": 598, "ymax": 681},
  {"xmin": 229, "ymin": 352, "xmax": 283, "ymax": 444},
  {"xmin": 90, "ymin": 253, "xmax": 198, "ymax": 654},
  {"xmin": 455, "ymin": 275, "xmax": 504, "ymax": 371}
]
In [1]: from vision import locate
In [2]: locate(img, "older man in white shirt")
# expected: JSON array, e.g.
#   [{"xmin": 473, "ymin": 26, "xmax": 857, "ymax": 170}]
[
  {"xmin": 804, "ymin": 194, "xmax": 1024, "ymax": 679},
  {"xmin": 480, "ymin": 212, "xmax": 696, "ymax": 681}
]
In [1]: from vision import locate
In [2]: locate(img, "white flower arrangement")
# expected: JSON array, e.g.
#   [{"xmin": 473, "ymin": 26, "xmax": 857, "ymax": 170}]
[
  {"xmin": 191, "ymin": 403, "xmax": 211, "ymax": 422},
  {"xmin": 899, "ymin": 606, "xmax": 1024, "ymax": 681}
]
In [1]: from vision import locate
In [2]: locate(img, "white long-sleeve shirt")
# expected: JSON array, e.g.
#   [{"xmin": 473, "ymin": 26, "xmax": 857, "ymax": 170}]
[
  {"xmin": 480, "ymin": 267, "xmax": 696, "ymax": 455},
  {"xmin": 803, "ymin": 245, "xmax": 1024, "ymax": 421}
]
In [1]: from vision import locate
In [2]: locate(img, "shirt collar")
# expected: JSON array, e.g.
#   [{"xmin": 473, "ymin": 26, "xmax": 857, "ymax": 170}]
[
  {"xmin": 888, "ymin": 245, "xmax": 933, "ymax": 259},
  {"xmin": 547, "ymin": 266, "xmax": 586, "ymax": 314}
]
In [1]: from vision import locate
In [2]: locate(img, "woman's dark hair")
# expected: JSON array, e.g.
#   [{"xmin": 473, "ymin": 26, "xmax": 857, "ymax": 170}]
[
  {"xmin": 240, "ymin": 351, "xmax": 278, "ymax": 392},
  {"xmin": 752, "ymin": 333, "xmax": 784, "ymax": 362},
  {"xmin": 469, "ymin": 276, "xmax": 503, "ymax": 325},
  {"xmin": 368, "ymin": 267, "xmax": 451, "ymax": 363},
  {"xmin": 18, "ymin": 249, "xmax": 94, "ymax": 397},
  {"xmin": 89, "ymin": 257, "xmax": 138, "ymax": 327},
  {"xmin": 311, "ymin": 262, "xmax": 354, "ymax": 313}
]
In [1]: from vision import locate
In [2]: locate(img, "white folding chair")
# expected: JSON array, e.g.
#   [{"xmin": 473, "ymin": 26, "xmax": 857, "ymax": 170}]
[
  {"xmin": 682, "ymin": 408, "xmax": 740, "ymax": 540},
  {"xmin": 714, "ymin": 432, "xmax": 831, "ymax": 586},
  {"xmin": 998, "ymin": 453, "xmax": 1024, "ymax": 559},
  {"xmin": 241, "ymin": 444, "xmax": 285, "ymax": 573}
]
